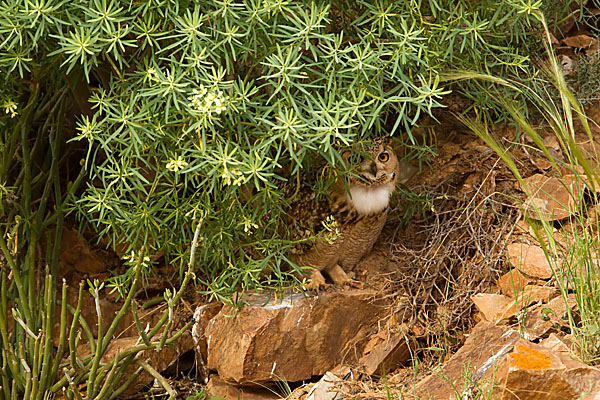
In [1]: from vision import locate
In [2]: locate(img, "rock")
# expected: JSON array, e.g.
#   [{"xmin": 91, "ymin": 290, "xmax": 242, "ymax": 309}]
[
  {"xmin": 500, "ymin": 342, "xmax": 600, "ymax": 399},
  {"xmin": 532, "ymin": 157, "xmax": 553, "ymax": 171},
  {"xmin": 562, "ymin": 34, "xmax": 597, "ymax": 49},
  {"xmin": 414, "ymin": 321, "xmax": 520, "ymax": 400},
  {"xmin": 523, "ymin": 294, "xmax": 577, "ymax": 340},
  {"xmin": 517, "ymin": 285, "xmax": 556, "ymax": 303},
  {"xmin": 413, "ymin": 321, "xmax": 600, "ymax": 400},
  {"xmin": 540, "ymin": 333, "xmax": 572, "ymax": 353},
  {"xmin": 191, "ymin": 302, "xmax": 223, "ymax": 383},
  {"xmin": 498, "ymin": 269, "xmax": 532, "ymax": 297},
  {"xmin": 543, "ymin": 136, "xmax": 560, "ymax": 152},
  {"xmin": 58, "ymin": 227, "xmax": 116, "ymax": 274},
  {"xmin": 206, "ymin": 374, "xmax": 281, "ymax": 400},
  {"xmin": 205, "ymin": 289, "xmax": 388, "ymax": 385},
  {"xmin": 495, "ymin": 285, "xmax": 557, "ymax": 322},
  {"xmin": 513, "ymin": 219, "xmax": 537, "ymax": 237},
  {"xmin": 291, "ymin": 367, "xmax": 351, "ymax": 400},
  {"xmin": 522, "ymin": 174, "xmax": 584, "ymax": 221},
  {"xmin": 471, "ymin": 288, "xmax": 554, "ymax": 324},
  {"xmin": 471, "ymin": 293, "xmax": 513, "ymax": 322},
  {"xmin": 507, "ymin": 242, "xmax": 554, "ymax": 279},
  {"xmin": 560, "ymin": 55, "xmax": 575, "ymax": 76},
  {"xmin": 358, "ymin": 324, "xmax": 414, "ymax": 375},
  {"xmin": 306, "ymin": 372, "xmax": 345, "ymax": 400}
]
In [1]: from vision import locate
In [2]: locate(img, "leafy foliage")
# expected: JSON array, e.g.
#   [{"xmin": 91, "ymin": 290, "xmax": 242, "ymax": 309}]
[{"xmin": 0, "ymin": 0, "xmax": 546, "ymax": 302}]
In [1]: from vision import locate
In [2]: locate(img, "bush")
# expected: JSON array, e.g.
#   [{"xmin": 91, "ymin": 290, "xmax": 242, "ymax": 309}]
[
  {"xmin": 1, "ymin": 1, "xmax": 547, "ymax": 297},
  {"xmin": 6, "ymin": 0, "xmax": 545, "ymax": 298}
]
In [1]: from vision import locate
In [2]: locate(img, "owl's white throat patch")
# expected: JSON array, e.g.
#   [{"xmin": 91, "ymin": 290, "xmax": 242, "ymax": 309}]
[{"xmin": 347, "ymin": 183, "xmax": 393, "ymax": 215}]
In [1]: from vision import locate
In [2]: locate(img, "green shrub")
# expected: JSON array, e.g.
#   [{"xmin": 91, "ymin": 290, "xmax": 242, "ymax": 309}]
[
  {"xmin": 0, "ymin": 1, "xmax": 547, "ymax": 298},
  {"xmin": 2, "ymin": 0, "xmax": 545, "ymax": 300}
]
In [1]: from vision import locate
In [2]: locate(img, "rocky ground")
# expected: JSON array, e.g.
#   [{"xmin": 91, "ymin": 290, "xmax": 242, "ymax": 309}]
[{"xmin": 54, "ymin": 103, "xmax": 600, "ymax": 399}]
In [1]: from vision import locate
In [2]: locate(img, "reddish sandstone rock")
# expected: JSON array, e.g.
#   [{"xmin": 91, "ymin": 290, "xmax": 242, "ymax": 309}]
[
  {"xmin": 522, "ymin": 174, "xmax": 585, "ymax": 221},
  {"xmin": 206, "ymin": 374, "xmax": 281, "ymax": 400},
  {"xmin": 562, "ymin": 34, "xmax": 597, "ymax": 49},
  {"xmin": 192, "ymin": 302, "xmax": 223, "ymax": 383},
  {"xmin": 499, "ymin": 341, "xmax": 600, "ymax": 400},
  {"xmin": 490, "ymin": 285, "xmax": 557, "ymax": 323},
  {"xmin": 358, "ymin": 324, "xmax": 414, "ymax": 375},
  {"xmin": 498, "ymin": 269, "xmax": 533, "ymax": 297},
  {"xmin": 58, "ymin": 227, "xmax": 116, "ymax": 274},
  {"xmin": 414, "ymin": 322, "xmax": 520, "ymax": 400},
  {"xmin": 507, "ymin": 242, "xmax": 554, "ymax": 279},
  {"xmin": 523, "ymin": 294, "xmax": 577, "ymax": 340},
  {"xmin": 305, "ymin": 371, "xmax": 346, "ymax": 400},
  {"xmin": 471, "ymin": 293, "xmax": 513, "ymax": 323},
  {"xmin": 412, "ymin": 321, "xmax": 600, "ymax": 400},
  {"xmin": 204, "ymin": 289, "xmax": 388, "ymax": 385}
]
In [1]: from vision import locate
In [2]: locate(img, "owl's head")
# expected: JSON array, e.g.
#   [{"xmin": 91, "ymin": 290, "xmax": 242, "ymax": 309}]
[
  {"xmin": 344, "ymin": 138, "xmax": 399, "ymax": 215},
  {"xmin": 350, "ymin": 137, "xmax": 399, "ymax": 187}
]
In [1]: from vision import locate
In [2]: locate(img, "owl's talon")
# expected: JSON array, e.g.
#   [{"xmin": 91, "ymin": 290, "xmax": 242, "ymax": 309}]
[
  {"xmin": 328, "ymin": 264, "xmax": 352, "ymax": 287},
  {"xmin": 305, "ymin": 270, "xmax": 327, "ymax": 291}
]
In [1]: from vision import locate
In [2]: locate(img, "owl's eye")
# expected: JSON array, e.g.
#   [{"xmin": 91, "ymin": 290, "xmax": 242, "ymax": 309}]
[{"xmin": 378, "ymin": 152, "xmax": 389, "ymax": 162}]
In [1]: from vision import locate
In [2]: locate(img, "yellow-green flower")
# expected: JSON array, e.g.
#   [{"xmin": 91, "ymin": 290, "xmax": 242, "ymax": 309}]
[
  {"xmin": 123, "ymin": 250, "xmax": 150, "ymax": 267},
  {"xmin": 3, "ymin": 99, "xmax": 18, "ymax": 118},
  {"xmin": 243, "ymin": 218, "xmax": 258, "ymax": 233},
  {"xmin": 166, "ymin": 155, "xmax": 188, "ymax": 172},
  {"xmin": 188, "ymin": 85, "xmax": 229, "ymax": 116}
]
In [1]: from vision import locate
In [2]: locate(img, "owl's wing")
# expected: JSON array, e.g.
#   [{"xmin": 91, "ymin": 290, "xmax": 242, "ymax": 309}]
[{"xmin": 284, "ymin": 182, "xmax": 361, "ymax": 255}]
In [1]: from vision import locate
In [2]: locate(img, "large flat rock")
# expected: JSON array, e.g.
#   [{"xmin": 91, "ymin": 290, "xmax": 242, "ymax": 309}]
[
  {"xmin": 413, "ymin": 321, "xmax": 600, "ymax": 400},
  {"xmin": 204, "ymin": 289, "xmax": 389, "ymax": 385}
]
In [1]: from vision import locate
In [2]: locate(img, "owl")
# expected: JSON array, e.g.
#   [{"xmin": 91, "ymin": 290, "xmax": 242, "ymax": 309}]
[{"xmin": 286, "ymin": 138, "xmax": 400, "ymax": 289}]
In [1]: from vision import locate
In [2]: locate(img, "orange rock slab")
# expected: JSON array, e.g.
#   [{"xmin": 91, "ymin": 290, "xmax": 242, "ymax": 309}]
[
  {"xmin": 412, "ymin": 322, "xmax": 600, "ymax": 400},
  {"xmin": 205, "ymin": 289, "xmax": 389, "ymax": 385},
  {"xmin": 500, "ymin": 340, "xmax": 600, "ymax": 400},
  {"xmin": 507, "ymin": 242, "xmax": 554, "ymax": 279}
]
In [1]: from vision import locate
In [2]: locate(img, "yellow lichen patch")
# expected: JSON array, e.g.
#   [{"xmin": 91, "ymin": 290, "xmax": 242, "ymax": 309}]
[{"xmin": 508, "ymin": 345, "xmax": 553, "ymax": 370}]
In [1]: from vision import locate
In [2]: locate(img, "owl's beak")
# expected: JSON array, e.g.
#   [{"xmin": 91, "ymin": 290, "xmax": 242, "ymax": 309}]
[{"xmin": 368, "ymin": 161, "xmax": 377, "ymax": 177}]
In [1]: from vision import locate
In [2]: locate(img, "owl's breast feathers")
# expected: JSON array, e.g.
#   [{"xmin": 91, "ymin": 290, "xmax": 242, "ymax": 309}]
[{"xmin": 285, "ymin": 181, "xmax": 388, "ymax": 254}]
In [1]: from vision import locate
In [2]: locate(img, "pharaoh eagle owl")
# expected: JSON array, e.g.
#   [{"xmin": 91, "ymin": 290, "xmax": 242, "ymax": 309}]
[{"xmin": 287, "ymin": 138, "xmax": 400, "ymax": 289}]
